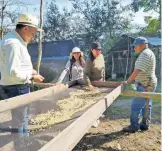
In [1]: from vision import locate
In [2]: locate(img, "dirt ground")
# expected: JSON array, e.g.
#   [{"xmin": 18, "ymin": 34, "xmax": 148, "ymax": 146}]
[{"xmin": 73, "ymin": 98, "xmax": 161, "ymax": 151}]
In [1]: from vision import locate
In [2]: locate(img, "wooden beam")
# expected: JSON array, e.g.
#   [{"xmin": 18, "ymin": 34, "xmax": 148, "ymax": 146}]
[
  {"xmin": 121, "ymin": 91, "xmax": 162, "ymax": 100},
  {"xmin": 33, "ymin": 81, "xmax": 122, "ymax": 89},
  {"xmin": 91, "ymin": 81, "xmax": 122, "ymax": 87},
  {"xmin": 0, "ymin": 84, "xmax": 68, "ymax": 113},
  {"xmin": 32, "ymin": 82, "xmax": 56, "ymax": 88},
  {"xmin": 33, "ymin": 80, "xmax": 77, "ymax": 89},
  {"xmin": 39, "ymin": 84, "xmax": 125, "ymax": 151}
]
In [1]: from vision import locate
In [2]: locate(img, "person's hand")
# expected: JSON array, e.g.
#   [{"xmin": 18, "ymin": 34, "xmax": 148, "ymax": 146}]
[
  {"xmin": 33, "ymin": 74, "xmax": 44, "ymax": 83},
  {"xmin": 123, "ymin": 81, "xmax": 128, "ymax": 85},
  {"xmin": 32, "ymin": 69, "xmax": 38, "ymax": 75},
  {"xmin": 88, "ymin": 84, "xmax": 95, "ymax": 91}
]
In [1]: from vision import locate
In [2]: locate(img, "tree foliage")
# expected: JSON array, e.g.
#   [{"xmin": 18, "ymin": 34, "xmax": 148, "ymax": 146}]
[
  {"xmin": 131, "ymin": 0, "xmax": 161, "ymax": 37},
  {"xmin": 0, "ymin": 0, "xmax": 33, "ymax": 38},
  {"xmin": 44, "ymin": 0, "xmax": 133, "ymax": 54},
  {"xmin": 139, "ymin": 17, "xmax": 161, "ymax": 37},
  {"xmin": 43, "ymin": 0, "xmax": 73, "ymax": 41},
  {"xmin": 132, "ymin": 0, "xmax": 161, "ymax": 15}
]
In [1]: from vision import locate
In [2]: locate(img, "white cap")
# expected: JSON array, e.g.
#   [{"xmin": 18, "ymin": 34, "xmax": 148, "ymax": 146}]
[
  {"xmin": 17, "ymin": 14, "xmax": 42, "ymax": 32},
  {"xmin": 72, "ymin": 47, "xmax": 81, "ymax": 53},
  {"xmin": 70, "ymin": 47, "xmax": 83, "ymax": 57}
]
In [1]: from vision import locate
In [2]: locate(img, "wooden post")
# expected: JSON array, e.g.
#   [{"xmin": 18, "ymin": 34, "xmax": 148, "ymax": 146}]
[
  {"xmin": 0, "ymin": 0, "xmax": 4, "ymax": 39},
  {"xmin": 111, "ymin": 53, "xmax": 114, "ymax": 74}
]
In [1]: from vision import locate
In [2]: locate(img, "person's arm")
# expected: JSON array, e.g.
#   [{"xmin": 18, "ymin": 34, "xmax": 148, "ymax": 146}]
[
  {"xmin": 4, "ymin": 42, "xmax": 33, "ymax": 82},
  {"xmin": 32, "ymin": 69, "xmax": 38, "ymax": 75},
  {"xmin": 103, "ymin": 67, "xmax": 105, "ymax": 82},
  {"xmin": 125, "ymin": 69, "xmax": 141, "ymax": 84},
  {"xmin": 84, "ymin": 59, "xmax": 95, "ymax": 90},
  {"xmin": 57, "ymin": 61, "xmax": 70, "ymax": 83},
  {"xmin": 102, "ymin": 56, "xmax": 105, "ymax": 81}
]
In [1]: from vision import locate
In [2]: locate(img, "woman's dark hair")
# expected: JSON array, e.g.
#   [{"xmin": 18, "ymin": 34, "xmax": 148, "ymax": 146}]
[
  {"xmin": 68, "ymin": 54, "xmax": 85, "ymax": 81},
  {"xmin": 89, "ymin": 50, "xmax": 95, "ymax": 61},
  {"xmin": 70, "ymin": 55, "xmax": 85, "ymax": 67}
]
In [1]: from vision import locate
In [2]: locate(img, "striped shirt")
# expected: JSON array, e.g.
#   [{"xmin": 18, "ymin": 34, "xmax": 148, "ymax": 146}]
[
  {"xmin": 0, "ymin": 31, "xmax": 33, "ymax": 85},
  {"xmin": 135, "ymin": 48, "xmax": 157, "ymax": 87}
]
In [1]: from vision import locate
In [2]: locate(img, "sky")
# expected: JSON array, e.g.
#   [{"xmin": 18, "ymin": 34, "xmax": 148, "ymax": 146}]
[{"xmin": 19, "ymin": 0, "xmax": 159, "ymax": 26}]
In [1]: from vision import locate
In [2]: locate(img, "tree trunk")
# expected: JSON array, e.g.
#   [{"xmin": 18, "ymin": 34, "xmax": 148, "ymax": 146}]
[
  {"xmin": 1, "ymin": 0, "xmax": 4, "ymax": 39},
  {"xmin": 36, "ymin": 0, "xmax": 43, "ymax": 74},
  {"xmin": 124, "ymin": 36, "xmax": 130, "ymax": 80}
]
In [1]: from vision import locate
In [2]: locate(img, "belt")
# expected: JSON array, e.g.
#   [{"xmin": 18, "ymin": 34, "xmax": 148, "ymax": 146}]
[{"xmin": 0, "ymin": 83, "xmax": 29, "ymax": 88}]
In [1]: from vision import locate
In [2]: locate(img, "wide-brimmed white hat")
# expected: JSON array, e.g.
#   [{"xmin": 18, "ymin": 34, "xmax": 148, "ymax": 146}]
[
  {"xmin": 72, "ymin": 47, "xmax": 81, "ymax": 53},
  {"xmin": 17, "ymin": 14, "xmax": 43, "ymax": 32},
  {"xmin": 70, "ymin": 47, "xmax": 83, "ymax": 56}
]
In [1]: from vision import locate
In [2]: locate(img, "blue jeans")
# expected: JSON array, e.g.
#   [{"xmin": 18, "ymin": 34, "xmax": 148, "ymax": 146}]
[
  {"xmin": 130, "ymin": 84, "xmax": 156, "ymax": 130},
  {"xmin": 1, "ymin": 84, "xmax": 30, "ymax": 136}
]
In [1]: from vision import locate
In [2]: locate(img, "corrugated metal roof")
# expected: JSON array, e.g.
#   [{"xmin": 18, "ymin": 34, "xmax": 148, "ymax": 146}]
[
  {"xmin": 146, "ymin": 37, "xmax": 162, "ymax": 46},
  {"xmin": 28, "ymin": 39, "xmax": 80, "ymax": 59}
]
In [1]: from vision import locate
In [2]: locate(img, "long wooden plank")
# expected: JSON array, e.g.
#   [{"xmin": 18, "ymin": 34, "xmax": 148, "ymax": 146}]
[
  {"xmin": 0, "ymin": 84, "xmax": 68, "ymax": 113},
  {"xmin": 91, "ymin": 81, "xmax": 122, "ymax": 87},
  {"xmin": 39, "ymin": 84, "xmax": 125, "ymax": 151},
  {"xmin": 121, "ymin": 91, "xmax": 161, "ymax": 99},
  {"xmin": 34, "ymin": 81, "xmax": 122, "ymax": 89},
  {"xmin": 33, "ymin": 80, "xmax": 77, "ymax": 89},
  {"xmin": 32, "ymin": 82, "xmax": 56, "ymax": 88}
]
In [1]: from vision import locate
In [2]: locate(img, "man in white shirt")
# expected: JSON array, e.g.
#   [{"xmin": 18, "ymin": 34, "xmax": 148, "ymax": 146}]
[{"xmin": 0, "ymin": 14, "xmax": 44, "ymax": 149}]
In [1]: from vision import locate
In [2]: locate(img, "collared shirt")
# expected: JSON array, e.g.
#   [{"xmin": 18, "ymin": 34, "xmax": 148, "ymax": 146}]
[
  {"xmin": 0, "ymin": 31, "xmax": 33, "ymax": 85},
  {"xmin": 135, "ymin": 48, "xmax": 157, "ymax": 87}
]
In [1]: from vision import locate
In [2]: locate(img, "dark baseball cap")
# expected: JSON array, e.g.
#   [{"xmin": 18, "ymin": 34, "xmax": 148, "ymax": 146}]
[
  {"xmin": 131, "ymin": 37, "xmax": 148, "ymax": 47},
  {"xmin": 91, "ymin": 42, "xmax": 102, "ymax": 50}
]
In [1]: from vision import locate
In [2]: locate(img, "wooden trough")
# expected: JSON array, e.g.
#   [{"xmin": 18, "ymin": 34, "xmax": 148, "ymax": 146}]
[{"xmin": 0, "ymin": 81, "xmax": 161, "ymax": 151}]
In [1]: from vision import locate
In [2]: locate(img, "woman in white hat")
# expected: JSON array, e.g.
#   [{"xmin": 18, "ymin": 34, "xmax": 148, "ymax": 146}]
[{"xmin": 57, "ymin": 47, "xmax": 85, "ymax": 84}]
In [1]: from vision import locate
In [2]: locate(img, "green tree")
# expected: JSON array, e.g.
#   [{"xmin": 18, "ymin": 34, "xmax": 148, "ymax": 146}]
[
  {"xmin": 0, "ymin": 0, "xmax": 32, "ymax": 39},
  {"xmin": 44, "ymin": 0, "xmax": 72, "ymax": 41},
  {"xmin": 139, "ymin": 17, "xmax": 161, "ymax": 37},
  {"xmin": 131, "ymin": 0, "xmax": 161, "ymax": 37},
  {"xmin": 132, "ymin": 0, "xmax": 161, "ymax": 15},
  {"xmin": 70, "ymin": 0, "xmax": 133, "ymax": 53},
  {"xmin": 44, "ymin": 0, "xmax": 133, "ymax": 54}
]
